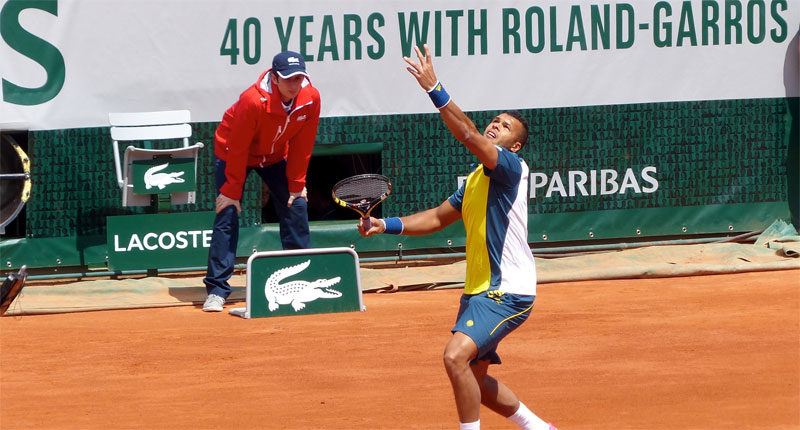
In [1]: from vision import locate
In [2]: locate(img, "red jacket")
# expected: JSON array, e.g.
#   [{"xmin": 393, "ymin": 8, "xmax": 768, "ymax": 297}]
[{"xmin": 214, "ymin": 69, "xmax": 321, "ymax": 200}]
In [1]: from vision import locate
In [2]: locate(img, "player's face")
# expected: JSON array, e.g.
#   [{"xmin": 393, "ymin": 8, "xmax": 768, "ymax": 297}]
[
  {"xmin": 275, "ymin": 74, "xmax": 305, "ymax": 103},
  {"xmin": 483, "ymin": 114, "xmax": 523, "ymax": 152}
]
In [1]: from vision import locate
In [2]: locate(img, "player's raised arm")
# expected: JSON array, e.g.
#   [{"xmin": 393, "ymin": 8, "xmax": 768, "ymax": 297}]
[{"xmin": 403, "ymin": 44, "xmax": 500, "ymax": 170}]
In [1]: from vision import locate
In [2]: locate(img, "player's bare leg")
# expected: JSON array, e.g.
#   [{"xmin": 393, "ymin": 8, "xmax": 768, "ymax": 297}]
[
  {"xmin": 472, "ymin": 353, "xmax": 555, "ymax": 430},
  {"xmin": 471, "ymin": 360, "xmax": 520, "ymax": 416},
  {"xmin": 443, "ymin": 332, "xmax": 482, "ymax": 424}
]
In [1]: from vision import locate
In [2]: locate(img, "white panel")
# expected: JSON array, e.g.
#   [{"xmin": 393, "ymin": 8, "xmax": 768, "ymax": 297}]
[
  {"xmin": 110, "ymin": 124, "xmax": 192, "ymax": 141},
  {"xmin": 0, "ymin": 0, "xmax": 798, "ymax": 130}
]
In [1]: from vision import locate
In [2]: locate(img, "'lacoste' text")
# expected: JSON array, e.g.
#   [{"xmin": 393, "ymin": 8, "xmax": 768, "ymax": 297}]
[{"xmin": 113, "ymin": 230, "xmax": 213, "ymax": 252}]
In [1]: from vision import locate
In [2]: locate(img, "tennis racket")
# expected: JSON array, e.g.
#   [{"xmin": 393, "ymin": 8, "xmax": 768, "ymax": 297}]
[
  {"xmin": 1, "ymin": 265, "xmax": 27, "ymax": 316},
  {"xmin": 331, "ymin": 174, "xmax": 392, "ymax": 230}
]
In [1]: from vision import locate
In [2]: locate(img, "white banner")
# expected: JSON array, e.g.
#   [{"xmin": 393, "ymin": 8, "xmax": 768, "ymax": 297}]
[{"xmin": 1, "ymin": 0, "xmax": 798, "ymax": 130}]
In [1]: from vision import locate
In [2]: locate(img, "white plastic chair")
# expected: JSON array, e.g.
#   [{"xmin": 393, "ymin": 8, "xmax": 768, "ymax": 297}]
[{"xmin": 109, "ymin": 110, "xmax": 204, "ymax": 206}]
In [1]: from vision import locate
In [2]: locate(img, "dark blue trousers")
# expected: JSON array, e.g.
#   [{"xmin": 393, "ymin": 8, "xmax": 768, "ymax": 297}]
[{"xmin": 204, "ymin": 158, "xmax": 310, "ymax": 298}]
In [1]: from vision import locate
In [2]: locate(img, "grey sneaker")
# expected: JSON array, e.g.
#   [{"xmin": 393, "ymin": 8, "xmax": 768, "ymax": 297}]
[{"xmin": 202, "ymin": 294, "xmax": 225, "ymax": 312}]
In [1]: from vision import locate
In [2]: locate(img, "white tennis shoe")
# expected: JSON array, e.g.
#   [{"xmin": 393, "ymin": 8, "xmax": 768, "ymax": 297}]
[{"xmin": 202, "ymin": 294, "xmax": 225, "ymax": 312}]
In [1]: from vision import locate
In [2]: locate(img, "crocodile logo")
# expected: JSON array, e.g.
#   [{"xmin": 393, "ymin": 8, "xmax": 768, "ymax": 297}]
[
  {"xmin": 144, "ymin": 163, "xmax": 185, "ymax": 190},
  {"xmin": 264, "ymin": 260, "xmax": 342, "ymax": 312}
]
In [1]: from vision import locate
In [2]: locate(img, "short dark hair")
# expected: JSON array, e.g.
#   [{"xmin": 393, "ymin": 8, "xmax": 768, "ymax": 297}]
[{"xmin": 504, "ymin": 110, "xmax": 530, "ymax": 149}]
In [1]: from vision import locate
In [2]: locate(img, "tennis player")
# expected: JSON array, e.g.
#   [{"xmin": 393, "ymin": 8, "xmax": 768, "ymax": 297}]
[{"xmin": 358, "ymin": 44, "xmax": 556, "ymax": 430}]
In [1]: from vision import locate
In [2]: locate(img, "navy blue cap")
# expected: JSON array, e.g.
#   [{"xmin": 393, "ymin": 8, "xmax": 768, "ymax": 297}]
[{"xmin": 272, "ymin": 51, "xmax": 308, "ymax": 79}]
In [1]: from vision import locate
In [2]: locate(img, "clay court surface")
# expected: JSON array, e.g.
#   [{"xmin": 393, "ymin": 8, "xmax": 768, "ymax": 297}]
[{"xmin": 1, "ymin": 269, "xmax": 798, "ymax": 429}]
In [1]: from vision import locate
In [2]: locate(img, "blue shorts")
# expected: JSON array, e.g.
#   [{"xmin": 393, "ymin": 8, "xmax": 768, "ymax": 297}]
[{"xmin": 451, "ymin": 290, "xmax": 535, "ymax": 365}]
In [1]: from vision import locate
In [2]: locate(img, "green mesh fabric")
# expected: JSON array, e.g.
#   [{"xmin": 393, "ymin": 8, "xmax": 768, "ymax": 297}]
[{"xmin": 24, "ymin": 97, "xmax": 794, "ymax": 239}]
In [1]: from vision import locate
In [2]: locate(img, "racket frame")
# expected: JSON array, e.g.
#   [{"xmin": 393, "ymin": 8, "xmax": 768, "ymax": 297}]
[{"xmin": 331, "ymin": 174, "xmax": 392, "ymax": 230}]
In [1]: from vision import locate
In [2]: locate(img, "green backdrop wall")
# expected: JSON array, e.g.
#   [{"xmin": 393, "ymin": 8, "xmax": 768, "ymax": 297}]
[{"xmin": 1, "ymin": 96, "xmax": 796, "ymax": 271}]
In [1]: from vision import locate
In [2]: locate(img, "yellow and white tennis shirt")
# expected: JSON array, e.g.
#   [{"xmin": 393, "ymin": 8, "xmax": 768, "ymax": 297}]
[{"xmin": 448, "ymin": 146, "xmax": 536, "ymax": 296}]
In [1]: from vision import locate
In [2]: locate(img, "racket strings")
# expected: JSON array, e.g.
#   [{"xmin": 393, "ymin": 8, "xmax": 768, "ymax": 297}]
[{"xmin": 334, "ymin": 179, "xmax": 389, "ymax": 205}]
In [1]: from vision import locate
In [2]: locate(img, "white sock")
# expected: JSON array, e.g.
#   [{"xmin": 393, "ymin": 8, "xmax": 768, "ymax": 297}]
[
  {"xmin": 508, "ymin": 402, "xmax": 550, "ymax": 430},
  {"xmin": 459, "ymin": 419, "xmax": 480, "ymax": 430}
]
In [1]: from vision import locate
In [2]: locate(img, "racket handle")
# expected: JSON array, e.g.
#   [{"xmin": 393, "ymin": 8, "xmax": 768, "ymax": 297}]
[{"xmin": 362, "ymin": 216, "xmax": 372, "ymax": 230}]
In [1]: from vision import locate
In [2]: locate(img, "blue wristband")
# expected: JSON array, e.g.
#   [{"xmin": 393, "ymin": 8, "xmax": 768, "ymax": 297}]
[
  {"xmin": 427, "ymin": 81, "xmax": 451, "ymax": 109},
  {"xmin": 383, "ymin": 217, "xmax": 404, "ymax": 235}
]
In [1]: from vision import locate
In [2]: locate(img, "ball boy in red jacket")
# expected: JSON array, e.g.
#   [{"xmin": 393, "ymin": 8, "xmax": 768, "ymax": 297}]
[{"xmin": 203, "ymin": 51, "xmax": 321, "ymax": 312}]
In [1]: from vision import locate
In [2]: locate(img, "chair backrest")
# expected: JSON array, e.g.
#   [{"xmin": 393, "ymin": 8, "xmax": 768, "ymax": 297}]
[
  {"xmin": 109, "ymin": 110, "xmax": 192, "ymax": 144},
  {"xmin": 109, "ymin": 110, "xmax": 203, "ymax": 207}
]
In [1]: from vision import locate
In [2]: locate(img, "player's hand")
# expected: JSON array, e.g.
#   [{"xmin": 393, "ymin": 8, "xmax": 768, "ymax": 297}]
[
  {"xmin": 287, "ymin": 186, "xmax": 307, "ymax": 207},
  {"xmin": 216, "ymin": 194, "xmax": 242, "ymax": 214},
  {"xmin": 403, "ymin": 44, "xmax": 438, "ymax": 91},
  {"xmin": 358, "ymin": 217, "xmax": 384, "ymax": 237}
]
